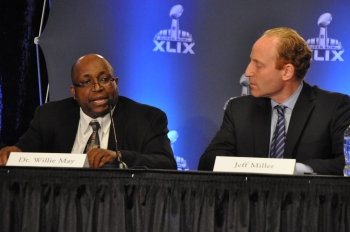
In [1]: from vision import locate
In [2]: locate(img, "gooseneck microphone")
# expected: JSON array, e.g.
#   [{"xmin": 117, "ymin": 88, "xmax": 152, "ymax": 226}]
[{"xmin": 108, "ymin": 99, "xmax": 127, "ymax": 169}]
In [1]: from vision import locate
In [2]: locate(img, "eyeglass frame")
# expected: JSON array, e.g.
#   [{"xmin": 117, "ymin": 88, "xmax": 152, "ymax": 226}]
[{"xmin": 72, "ymin": 76, "xmax": 116, "ymax": 90}]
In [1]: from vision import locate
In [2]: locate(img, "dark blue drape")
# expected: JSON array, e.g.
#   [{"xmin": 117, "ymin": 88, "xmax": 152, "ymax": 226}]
[{"xmin": 0, "ymin": 0, "xmax": 48, "ymax": 147}]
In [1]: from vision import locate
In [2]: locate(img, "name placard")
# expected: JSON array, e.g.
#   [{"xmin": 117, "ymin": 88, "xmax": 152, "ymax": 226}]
[
  {"xmin": 213, "ymin": 156, "xmax": 296, "ymax": 175},
  {"xmin": 6, "ymin": 152, "xmax": 89, "ymax": 168}
]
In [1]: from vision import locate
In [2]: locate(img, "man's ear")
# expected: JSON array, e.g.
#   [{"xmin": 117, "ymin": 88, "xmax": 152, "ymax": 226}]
[
  {"xmin": 114, "ymin": 77, "xmax": 119, "ymax": 85},
  {"xmin": 282, "ymin": 64, "xmax": 295, "ymax": 81},
  {"xmin": 70, "ymin": 86, "xmax": 76, "ymax": 99}
]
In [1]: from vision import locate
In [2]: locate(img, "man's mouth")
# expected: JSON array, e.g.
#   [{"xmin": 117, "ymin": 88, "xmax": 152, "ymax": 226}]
[{"xmin": 90, "ymin": 97, "xmax": 108, "ymax": 106}]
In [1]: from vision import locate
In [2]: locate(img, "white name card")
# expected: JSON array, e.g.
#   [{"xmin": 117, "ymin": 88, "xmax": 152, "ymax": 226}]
[
  {"xmin": 214, "ymin": 156, "xmax": 296, "ymax": 175},
  {"xmin": 6, "ymin": 152, "xmax": 89, "ymax": 168}
]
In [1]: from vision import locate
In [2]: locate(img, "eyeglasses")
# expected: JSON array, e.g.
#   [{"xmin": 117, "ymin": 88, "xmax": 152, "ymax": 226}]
[{"xmin": 73, "ymin": 77, "xmax": 115, "ymax": 89}]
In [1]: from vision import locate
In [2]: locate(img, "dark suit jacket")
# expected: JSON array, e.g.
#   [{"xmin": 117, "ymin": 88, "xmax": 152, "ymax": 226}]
[
  {"xmin": 16, "ymin": 96, "xmax": 177, "ymax": 169},
  {"xmin": 198, "ymin": 82, "xmax": 350, "ymax": 175}
]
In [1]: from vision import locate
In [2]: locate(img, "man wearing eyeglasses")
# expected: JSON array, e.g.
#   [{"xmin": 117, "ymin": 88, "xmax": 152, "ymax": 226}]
[{"xmin": 0, "ymin": 54, "xmax": 177, "ymax": 169}]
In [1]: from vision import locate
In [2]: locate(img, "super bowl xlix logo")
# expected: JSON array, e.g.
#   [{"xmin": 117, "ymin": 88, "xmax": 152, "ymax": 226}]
[
  {"xmin": 306, "ymin": 13, "xmax": 344, "ymax": 61},
  {"xmin": 153, "ymin": 5, "xmax": 195, "ymax": 54}
]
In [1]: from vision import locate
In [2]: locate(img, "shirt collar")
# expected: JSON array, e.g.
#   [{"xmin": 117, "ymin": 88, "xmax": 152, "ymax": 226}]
[
  {"xmin": 271, "ymin": 81, "xmax": 303, "ymax": 110},
  {"xmin": 80, "ymin": 106, "xmax": 115, "ymax": 136}
]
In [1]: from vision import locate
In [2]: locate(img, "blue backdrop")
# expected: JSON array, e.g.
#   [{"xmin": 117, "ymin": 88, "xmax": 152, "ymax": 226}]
[{"xmin": 39, "ymin": 0, "xmax": 350, "ymax": 169}]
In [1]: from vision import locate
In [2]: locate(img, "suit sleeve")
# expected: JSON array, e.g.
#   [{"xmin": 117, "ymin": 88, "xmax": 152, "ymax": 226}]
[
  {"xmin": 117, "ymin": 110, "xmax": 177, "ymax": 170},
  {"xmin": 198, "ymin": 100, "xmax": 237, "ymax": 170},
  {"xmin": 15, "ymin": 105, "xmax": 48, "ymax": 152},
  {"xmin": 302, "ymin": 94, "xmax": 350, "ymax": 175}
]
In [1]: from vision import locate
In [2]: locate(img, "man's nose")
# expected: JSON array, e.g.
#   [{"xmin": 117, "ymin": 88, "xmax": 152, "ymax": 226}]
[
  {"xmin": 91, "ymin": 82, "xmax": 103, "ymax": 91},
  {"xmin": 245, "ymin": 62, "xmax": 253, "ymax": 77}
]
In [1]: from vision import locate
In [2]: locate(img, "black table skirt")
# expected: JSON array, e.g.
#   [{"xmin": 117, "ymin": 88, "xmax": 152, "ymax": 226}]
[{"xmin": 1, "ymin": 167, "xmax": 350, "ymax": 232}]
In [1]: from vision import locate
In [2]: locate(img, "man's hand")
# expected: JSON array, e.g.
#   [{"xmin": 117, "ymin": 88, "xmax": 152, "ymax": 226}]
[
  {"xmin": 0, "ymin": 146, "xmax": 22, "ymax": 165},
  {"xmin": 87, "ymin": 148, "xmax": 121, "ymax": 168}
]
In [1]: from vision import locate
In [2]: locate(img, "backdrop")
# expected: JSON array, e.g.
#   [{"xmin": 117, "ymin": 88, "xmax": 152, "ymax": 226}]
[{"xmin": 38, "ymin": 0, "xmax": 350, "ymax": 170}]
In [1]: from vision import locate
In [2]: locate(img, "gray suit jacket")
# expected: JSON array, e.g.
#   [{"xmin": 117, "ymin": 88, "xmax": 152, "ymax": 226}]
[
  {"xmin": 198, "ymin": 82, "xmax": 350, "ymax": 175},
  {"xmin": 16, "ymin": 96, "xmax": 177, "ymax": 169}
]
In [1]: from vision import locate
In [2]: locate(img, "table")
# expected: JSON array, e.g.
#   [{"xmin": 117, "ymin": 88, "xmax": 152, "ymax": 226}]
[{"xmin": 1, "ymin": 167, "xmax": 349, "ymax": 232}]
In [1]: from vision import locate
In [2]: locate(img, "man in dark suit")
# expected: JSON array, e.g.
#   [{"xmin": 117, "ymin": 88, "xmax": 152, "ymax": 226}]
[
  {"xmin": 198, "ymin": 27, "xmax": 350, "ymax": 175},
  {"xmin": 0, "ymin": 54, "xmax": 177, "ymax": 169}
]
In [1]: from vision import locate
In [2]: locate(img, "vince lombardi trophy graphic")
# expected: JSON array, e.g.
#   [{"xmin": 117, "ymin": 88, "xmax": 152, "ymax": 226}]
[
  {"xmin": 167, "ymin": 130, "xmax": 189, "ymax": 170},
  {"xmin": 306, "ymin": 13, "xmax": 342, "ymax": 50},
  {"xmin": 240, "ymin": 74, "xmax": 250, "ymax": 96},
  {"xmin": 318, "ymin": 13, "xmax": 331, "ymax": 48},
  {"xmin": 154, "ymin": 5, "xmax": 193, "ymax": 43},
  {"xmin": 223, "ymin": 74, "xmax": 250, "ymax": 110},
  {"xmin": 170, "ymin": 5, "xmax": 183, "ymax": 40}
]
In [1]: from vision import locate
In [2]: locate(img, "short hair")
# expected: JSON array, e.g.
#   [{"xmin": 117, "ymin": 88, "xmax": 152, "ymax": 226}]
[{"xmin": 263, "ymin": 27, "xmax": 312, "ymax": 79}]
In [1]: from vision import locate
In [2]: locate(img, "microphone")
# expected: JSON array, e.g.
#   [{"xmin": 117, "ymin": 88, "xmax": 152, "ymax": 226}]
[{"xmin": 108, "ymin": 99, "xmax": 127, "ymax": 169}]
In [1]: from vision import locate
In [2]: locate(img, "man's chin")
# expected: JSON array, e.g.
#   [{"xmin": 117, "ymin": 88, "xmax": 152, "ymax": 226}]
[
  {"xmin": 85, "ymin": 107, "xmax": 110, "ymax": 119},
  {"xmin": 250, "ymin": 91, "xmax": 259, "ymax": 98}
]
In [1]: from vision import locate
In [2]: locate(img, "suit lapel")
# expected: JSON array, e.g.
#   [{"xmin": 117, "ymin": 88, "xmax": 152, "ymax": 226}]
[
  {"xmin": 253, "ymin": 98, "xmax": 271, "ymax": 157},
  {"xmin": 284, "ymin": 82, "xmax": 316, "ymax": 158}
]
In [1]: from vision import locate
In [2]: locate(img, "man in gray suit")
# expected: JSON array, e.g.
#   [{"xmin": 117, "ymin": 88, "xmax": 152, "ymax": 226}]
[
  {"xmin": 0, "ymin": 54, "xmax": 176, "ymax": 169},
  {"xmin": 198, "ymin": 27, "xmax": 350, "ymax": 175}
]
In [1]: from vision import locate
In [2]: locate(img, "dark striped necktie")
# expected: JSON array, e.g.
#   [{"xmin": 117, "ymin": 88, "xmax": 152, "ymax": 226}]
[
  {"xmin": 270, "ymin": 105, "xmax": 286, "ymax": 158},
  {"xmin": 84, "ymin": 120, "xmax": 100, "ymax": 153}
]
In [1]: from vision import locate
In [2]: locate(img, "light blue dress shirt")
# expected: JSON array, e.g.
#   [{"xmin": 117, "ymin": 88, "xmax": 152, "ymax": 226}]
[{"xmin": 269, "ymin": 82, "xmax": 314, "ymax": 174}]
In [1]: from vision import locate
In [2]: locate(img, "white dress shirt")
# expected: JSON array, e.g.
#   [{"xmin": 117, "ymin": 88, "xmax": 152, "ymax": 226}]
[{"xmin": 71, "ymin": 107, "xmax": 114, "ymax": 153}]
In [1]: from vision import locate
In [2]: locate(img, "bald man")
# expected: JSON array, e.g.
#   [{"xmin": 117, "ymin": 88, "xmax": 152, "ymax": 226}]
[{"xmin": 0, "ymin": 54, "xmax": 176, "ymax": 169}]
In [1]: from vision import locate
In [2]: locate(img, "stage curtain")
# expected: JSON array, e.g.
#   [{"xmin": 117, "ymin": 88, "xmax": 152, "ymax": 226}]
[
  {"xmin": 1, "ymin": 168, "xmax": 350, "ymax": 232},
  {"xmin": 0, "ymin": 0, "xmax": 48, "ymax": 147}
]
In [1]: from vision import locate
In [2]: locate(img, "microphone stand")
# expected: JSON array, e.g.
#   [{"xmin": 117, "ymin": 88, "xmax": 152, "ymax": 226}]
[{"xmin": 108, "ymin": 102, "xmax": 127, "ymax": 169}]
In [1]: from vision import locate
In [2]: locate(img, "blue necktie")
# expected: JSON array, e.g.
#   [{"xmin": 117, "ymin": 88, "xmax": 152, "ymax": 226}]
[
  {"xmin": 270, "ymin": 105, "xmax": 286, "ymax": 158},
  {"xmin": 84, "ymin": 120, "xmax": 100, "ymax": 153}
]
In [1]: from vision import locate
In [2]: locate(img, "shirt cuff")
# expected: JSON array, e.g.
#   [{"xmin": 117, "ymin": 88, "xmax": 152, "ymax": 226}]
[{"xmin": 296, "ymin": 162, "xmax": 314, "ymax": 175}]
